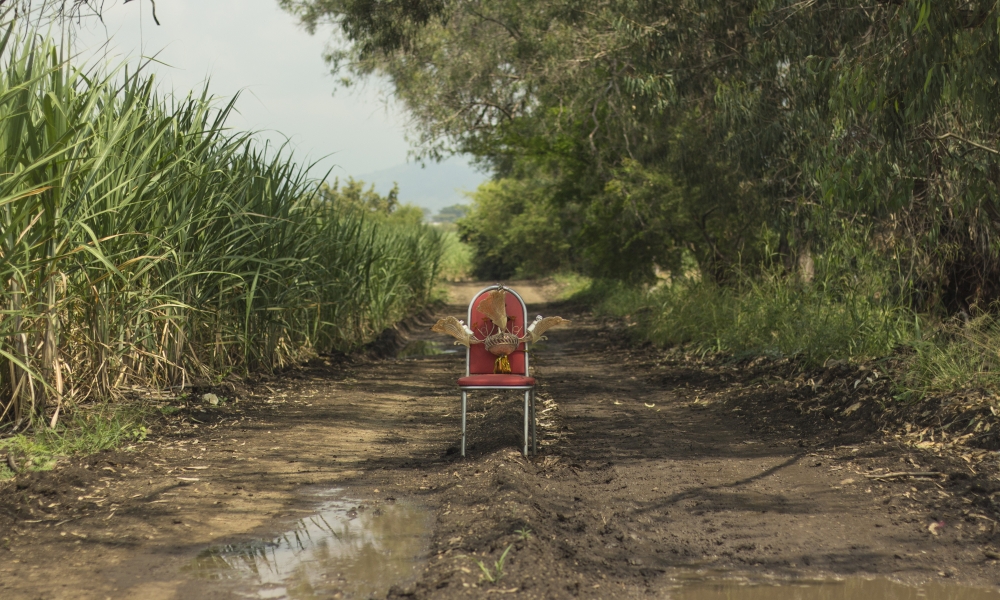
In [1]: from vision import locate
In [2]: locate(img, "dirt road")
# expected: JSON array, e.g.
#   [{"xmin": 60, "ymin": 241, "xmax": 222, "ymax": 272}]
[{"xmin": 2, "ymin": 282, "xmax": 1000, "ymax": 599}]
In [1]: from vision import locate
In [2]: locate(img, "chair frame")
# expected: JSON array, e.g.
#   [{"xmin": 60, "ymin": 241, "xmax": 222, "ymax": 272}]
[{"xmin": 459, "ymin": 285, "xmax": 536, "ymax": 457}]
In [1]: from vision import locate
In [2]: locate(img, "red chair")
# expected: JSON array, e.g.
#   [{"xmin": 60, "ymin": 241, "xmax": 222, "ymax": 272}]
[{"xmin": 458, "ymin": 285, "xmax": 536, "ymax": 457}]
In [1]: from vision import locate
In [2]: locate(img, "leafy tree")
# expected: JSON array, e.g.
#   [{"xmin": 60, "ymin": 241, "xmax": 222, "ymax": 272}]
[
  {"xmin": 433, "ymin": 203, "xmax": 468, "ymax": 224},
  {"xmin": 458, "ymin": 175, "xmax": 572, "ymax": 279},
  {"xmin": 318, "ymin": 176, "xmax": 399, "ymax": 214},
  {"xmin": 318, "ymin": 176, "xmax": 425, "ymax": 225},
  {"xmin": 284, "ymin": 0, "xmax": 1000, "ymax": 311}
]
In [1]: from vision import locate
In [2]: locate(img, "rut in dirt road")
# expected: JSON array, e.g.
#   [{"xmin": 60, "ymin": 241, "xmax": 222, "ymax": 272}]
[
  {"xmin": 382, "ymin": 303, "xmax": 1000, "ymax": 598},
  {"xmin": 1, "ymin": 296, "xmax": 999, "ymax": 599}
]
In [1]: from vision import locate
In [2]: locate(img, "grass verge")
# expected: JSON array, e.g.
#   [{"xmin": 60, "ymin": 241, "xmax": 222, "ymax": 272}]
[
  {"xmin": 577, "ymin": 276, "xmax": 913, "ymax": 368},
  {"xmin": 0, "ymin": 403, "xmax": 151, "ymax": 480},
  {"xmin": 573, "ymin": 274, "xmax": 1000, "ymax": 403},
  {"xmin": 895, "ymin": 314, "xmax": 1000, "ymax": 400},
  {"xmin": 438, "ymin": 230, "xmax": 474, "ymax": 282}
]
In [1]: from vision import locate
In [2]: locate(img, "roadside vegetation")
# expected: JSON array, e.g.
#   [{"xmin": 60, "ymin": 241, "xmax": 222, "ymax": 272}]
[
  {"xmin": 0, "ymin": 12, "xmax": 444, "ymax": 467},
  {"xmin": 281, "ymin": 0, "xmax": 1000, "ymax": 406}
]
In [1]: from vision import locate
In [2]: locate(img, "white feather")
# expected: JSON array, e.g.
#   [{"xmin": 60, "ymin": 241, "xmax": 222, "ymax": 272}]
[{"xmin": 460, "ymin": 319, "xmax": 474, "ymax": 336}]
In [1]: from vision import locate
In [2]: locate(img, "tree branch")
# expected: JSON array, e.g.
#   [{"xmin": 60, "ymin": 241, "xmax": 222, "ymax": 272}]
[{"xmin": 930, "ymin": 132, "xmax": 1000, "ymax": 156}]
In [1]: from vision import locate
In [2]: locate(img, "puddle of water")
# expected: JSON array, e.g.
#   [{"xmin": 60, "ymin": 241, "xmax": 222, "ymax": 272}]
[
  {"xmin": 397, "ymin": 340, "xmax": 458, "ymax": 358},
  {"xmin": 671, "ymin": 576, "xmax": 1000, "ymax": 600},
  {"xmin": 185, "ymin": 492, "xmax": 431, "ymax": 599}
]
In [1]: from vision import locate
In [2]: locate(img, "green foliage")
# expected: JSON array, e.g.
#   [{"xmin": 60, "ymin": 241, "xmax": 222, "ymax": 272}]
[
  {"xmin": 285, "ymin": 0, "xmax": 1000, "ymax": 397},
  {"xmin": 458, "ymin": 177, "xmax": 572, "ymax": 279},
  {"xmin": 580, "ymin": 143, "xmax": 762, "ymax": 283},
  {"xmin": 284, "ymin": 0, "xmax": 1000, "ymax": 311},
  {"xmin": 587, "ymin": 274, "xmax": 1000, "ymax": 398},
  {"xmin": 1, "ymin": 403, "xmax": 151, "ymax": 479},
  {"xmin": 552, "ymin": 272, "xmax": 591, "ymax": 301},
  {"xmin": 318, "ymin": 176, "xmax": 428, "ymax": 226},
  {"xmin": 0, "ymin": 20, "xmax": 444, "ymax": 428},
  {"xmin": 391, "ymin": 204, "xmax": 429, "ymax": 226},
  {"xmin": 475, "ymin": 544, "xmax": 513, "ymax": 585},
  {"xmin": 584, "ymin": 271, "xmax": 914, "ymax": 368},
  {"xmin": 897, "ymin": 314, "xmax": 1000, "ymax": 400},
  {"xmin": 319, "ymin": 176, "xmax": 400, "ymax": 214},
  {"xmin": 433, "ymin": 204, "xmax": 468, "ymax": 224},
  {"xmin": 437, "ymin": 230, "xmax": 473, "ymax": 282}
]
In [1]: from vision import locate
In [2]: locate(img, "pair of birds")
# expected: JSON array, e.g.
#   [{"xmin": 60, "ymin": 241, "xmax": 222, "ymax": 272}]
[
  {"xmin": 437, "ymin": 313, "xmax": 558, "ymax": 346},
  {"xmin": 432, "ymin": 287, "xmax": 569, "ymax": 353}
]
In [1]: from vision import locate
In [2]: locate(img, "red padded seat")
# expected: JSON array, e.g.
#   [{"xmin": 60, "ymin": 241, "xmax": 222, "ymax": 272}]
[{"xmin": 459, "ymin": 374, "xmax": 535, "ymax": 387}]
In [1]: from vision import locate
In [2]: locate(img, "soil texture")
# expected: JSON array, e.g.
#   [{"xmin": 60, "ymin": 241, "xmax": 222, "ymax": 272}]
[{"xmin": 2, "ymin": 283, "xmax": 1000, "ymax": 599}]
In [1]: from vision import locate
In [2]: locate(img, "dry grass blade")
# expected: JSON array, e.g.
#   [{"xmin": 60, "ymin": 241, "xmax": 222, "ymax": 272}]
[{"xmin": 864, "ymin": 471, "xmax": 946, "ymax": 480}]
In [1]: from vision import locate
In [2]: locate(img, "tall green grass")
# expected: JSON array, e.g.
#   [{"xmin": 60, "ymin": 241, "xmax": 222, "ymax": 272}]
[
  {"xmin": 895, "ymin": 314, "xmax": 1000, "ymax": 399},
  {"xmin": 581, "ymin": 274, "xmax": 1000, "ymax": 400},
  {"xmin": 0, "ymin": 20, "xmax": 443, "ymax": 430},
  {"xmin": 437, "ymin": 230, "xmax": 472, "ymax": 282},
  {"xmin": 582, "ymin": 274, "xmax": 914, "ymax": 368}
]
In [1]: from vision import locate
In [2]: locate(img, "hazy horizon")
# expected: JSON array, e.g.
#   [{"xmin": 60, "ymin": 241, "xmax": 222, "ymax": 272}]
[{"xmin": 69, "ymin": 0, "xmax": 488, "ymax": 212}]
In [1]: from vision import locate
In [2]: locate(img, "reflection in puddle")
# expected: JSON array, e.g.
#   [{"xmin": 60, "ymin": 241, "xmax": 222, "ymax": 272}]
[
  {"xmin": 671, "ymin": 576, "xmax": 1000, "ymax": 599},
  {"xmin": 186, "ymin": 492, "xmax": 430, "ymax": 599},
  {"xmin": 397, "ymin": 340, "xmax": 458, "ymax": 358}
]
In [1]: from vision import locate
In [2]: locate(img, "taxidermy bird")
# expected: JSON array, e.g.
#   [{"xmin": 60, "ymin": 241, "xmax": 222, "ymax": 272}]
[
  {"xmin": 431, "ymin": 286, "xmax": 570, "ymax": 372},
  {"xmin": 460, "ymin": 319, "xmax": 475, "ymax": 336},
  {"xmin": 525, "ymin": 315, "xmax": 570, "ymax": 343},
  {"xmin": 431, "ymin": 316, "xmax": 478, "ymax": 347},
  {"xmin": 476, "ymin": 287, "xmax": 509, "ymax": 331}
]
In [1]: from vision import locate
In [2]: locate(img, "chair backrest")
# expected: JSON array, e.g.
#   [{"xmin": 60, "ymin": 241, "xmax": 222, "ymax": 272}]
[{"xmin": 466, "ymin": 285, "xmax": 530, "ymax": 376}]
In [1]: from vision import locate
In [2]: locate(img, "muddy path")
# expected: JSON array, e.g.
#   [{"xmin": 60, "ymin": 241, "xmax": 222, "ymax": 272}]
[{"xmin": 2, "ymin": 282, "xmax": 1000, "ymax": 599}]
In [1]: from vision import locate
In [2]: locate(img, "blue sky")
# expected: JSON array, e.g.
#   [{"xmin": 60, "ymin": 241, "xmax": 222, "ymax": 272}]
[{"xmin": 71, "ymin": 0, "xmax": 486, "ymax": 211}]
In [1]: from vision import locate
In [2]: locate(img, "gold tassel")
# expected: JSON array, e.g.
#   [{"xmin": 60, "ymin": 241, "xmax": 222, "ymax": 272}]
[{"xmin": 494, "ymin": 355, "xmax": 511, "ymax": 374}]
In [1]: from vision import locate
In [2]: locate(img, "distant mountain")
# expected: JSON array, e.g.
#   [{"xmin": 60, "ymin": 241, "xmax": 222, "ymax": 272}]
[{"xmin": 353, "ymin": 159, "xmax": 489, "ymax": 212}]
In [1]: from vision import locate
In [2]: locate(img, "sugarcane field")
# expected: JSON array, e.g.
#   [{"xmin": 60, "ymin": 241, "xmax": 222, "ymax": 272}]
[{"xmin": 3, "ymin": 2, "xmax": 1000, "ymax": 599}]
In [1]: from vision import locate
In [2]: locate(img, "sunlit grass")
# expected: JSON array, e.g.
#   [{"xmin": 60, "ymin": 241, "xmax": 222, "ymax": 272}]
[
  {"xmin": 578, "ymin": 275, "xmax": 913, "ymax": 367},
  {"xmin": 895, "ymin": 313, "xmax": 1000, "ymax": 399},
  {"xmin": 552, "ymin": 272, "xmax": 592, "ymax": 301},
  {"xmin": 0, "ymin": 16, "xmax": 444, "ymax": 431},
  {"xmin": 438, "ymin": 230, "xmax": 473, "ymax": 282},
  {"xmin": 577, "ymin": 273, "xmax": 1000, "ymax": 399},
  {"xmin": 0, "ymin": 403, "xmax": 152, "ymax": 479}
]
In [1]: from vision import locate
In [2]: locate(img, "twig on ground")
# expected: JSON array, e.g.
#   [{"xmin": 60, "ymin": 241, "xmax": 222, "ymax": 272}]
[{"xmin": 864, "ymin": 471, "xmax": 946, "ymax": 480}]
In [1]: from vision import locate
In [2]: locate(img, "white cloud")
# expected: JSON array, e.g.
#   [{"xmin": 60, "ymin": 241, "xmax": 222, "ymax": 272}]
[
  {"xmin": 72, "ymin": 0, "xmax": 410, "ymax": 176},
  {"xmin": 67, "ymin": 0, "xmax": 488, "ymax": 210}
]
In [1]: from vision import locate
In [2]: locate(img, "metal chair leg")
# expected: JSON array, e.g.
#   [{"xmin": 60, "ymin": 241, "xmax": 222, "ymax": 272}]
[
  {"xmin": 523, "ymin": 390, "xmax": 530, "ymax": 456},
  {"xmin": 531, "ymin": 389, "xmax": 537, "ymax": 454},
  {"xmin": 461, "ymin": 391, "xmax": 467, "ymax": 457}
]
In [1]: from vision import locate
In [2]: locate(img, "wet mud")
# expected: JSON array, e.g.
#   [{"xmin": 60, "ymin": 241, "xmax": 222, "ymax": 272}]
[
  {"xmin": 1, "ymin": 283, "xmax": 1000, "ymax": 599},
  {"xmin": 186, "ymin": 490, "xmax": 430, "ymax": 599}
]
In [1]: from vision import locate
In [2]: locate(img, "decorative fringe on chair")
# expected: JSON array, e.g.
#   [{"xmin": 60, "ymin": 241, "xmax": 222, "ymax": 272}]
[{"xmin": 494, "ymin": 355, "xmax": 511, "ymax": 374}]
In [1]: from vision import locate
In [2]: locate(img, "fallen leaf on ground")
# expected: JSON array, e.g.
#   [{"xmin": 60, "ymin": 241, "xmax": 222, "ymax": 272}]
[
  {"xmin": 928, "ymin": 521, "xmax": 946, "ymax": 535},
  {"xmin": 644, "ymin": 403, "xmax": 655, "ymax": 408},
  {"xmin": 843, "ymin": 402, "xmax": 863, "ymax": 416}
]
